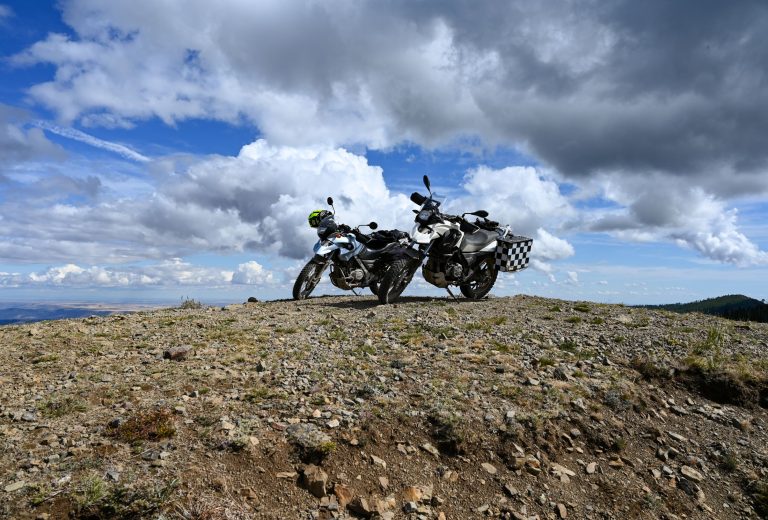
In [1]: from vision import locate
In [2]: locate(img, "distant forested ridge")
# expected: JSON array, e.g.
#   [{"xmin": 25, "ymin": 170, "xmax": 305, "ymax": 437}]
[{"xmin": 641, "ymin": 294, "xmax": 768, "ymax": 323}]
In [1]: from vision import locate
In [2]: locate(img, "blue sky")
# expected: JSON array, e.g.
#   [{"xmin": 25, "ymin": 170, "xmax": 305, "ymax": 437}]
[{"xmin": 1, "ymin": 1, "xmax": 767, "ymax": 305}]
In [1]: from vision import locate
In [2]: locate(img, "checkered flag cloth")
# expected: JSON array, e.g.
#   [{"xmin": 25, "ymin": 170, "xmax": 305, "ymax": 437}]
[{"xmin": 495, "ymin": 236, "xmax": 533, "ymax": 272}]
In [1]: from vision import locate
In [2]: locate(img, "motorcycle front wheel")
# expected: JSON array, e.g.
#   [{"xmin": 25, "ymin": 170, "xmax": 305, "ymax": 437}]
[
  {"xmin": 369, "ymin": 281, "xmax": 380, "ymax": 296},
  {"xmin": 377, "ymin": 258, "xmax": 416, "ymax": 304},
  {"xmin": 459, "ymin": 256, "xmax": 498, "ymax": 300},
  {"xmin": 292, "ymin": 260, "xmax": 326, "ymax": 300}
]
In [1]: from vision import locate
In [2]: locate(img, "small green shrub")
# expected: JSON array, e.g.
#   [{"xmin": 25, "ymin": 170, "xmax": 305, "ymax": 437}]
[
  {"xmin": 539, "ymin": 356, "xmax": 556, "ymax": 367},
  {"xmin": 109, "ymin": 409, "xmax": 176, "ymax": 443},
  {"xmin": 39, "ymin": 396, "xmax": 88, "ymax": 418}
]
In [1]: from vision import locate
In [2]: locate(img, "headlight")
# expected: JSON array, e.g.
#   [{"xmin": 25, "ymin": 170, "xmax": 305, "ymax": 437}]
[{"xmin": 416, "ymin": 210, "xmax": 431, "ymax": 223}]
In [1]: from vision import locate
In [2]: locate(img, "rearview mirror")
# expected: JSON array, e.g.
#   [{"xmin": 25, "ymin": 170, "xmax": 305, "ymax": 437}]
[
  {"xmin": 369, "ymin": 222, "xmax": 378, "ymax": 230},
  {"xmin": 326, "ymin": 196, "xmax": 334, "ymax": 206},
  {"xmin": 473, "ymin": 210, "xmax": 489, "ymax": 218},
  {"xmin": 423, "ymin": 175, "xmax": 431, "ymax": 192}
]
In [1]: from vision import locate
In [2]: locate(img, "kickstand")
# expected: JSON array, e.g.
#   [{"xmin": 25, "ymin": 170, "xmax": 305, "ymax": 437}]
[
  {"xmin": 351, "ymin": 288, "xmax": 360, "ymax": 296},
  {"xmin": 445, "ymin": 286, "xmax": 459, "ymax": 302}
]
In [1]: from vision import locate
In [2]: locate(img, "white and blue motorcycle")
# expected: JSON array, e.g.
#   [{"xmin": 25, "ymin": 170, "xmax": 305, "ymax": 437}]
[{"xmin": 292, "ymin": 197, "xmax": 409, "ymax": 300}]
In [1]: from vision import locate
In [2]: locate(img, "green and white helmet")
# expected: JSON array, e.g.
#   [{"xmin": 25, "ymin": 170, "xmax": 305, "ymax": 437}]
[{"xmin": 308, "ymin": 209, "xmax": 332, "ymax": 228}]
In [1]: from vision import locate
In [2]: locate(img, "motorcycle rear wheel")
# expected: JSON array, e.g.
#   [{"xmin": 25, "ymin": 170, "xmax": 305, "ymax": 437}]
[
  {"xmin": 377, "ymin": 258, "xmax": 415, "ymax": 304},
  {"xmin": 459, "ymin": 256, "xmax": 498, "ymax": 300},
  {"xmin": 292, "ymin": 260, "xmax": 325, "ymax": 300}
]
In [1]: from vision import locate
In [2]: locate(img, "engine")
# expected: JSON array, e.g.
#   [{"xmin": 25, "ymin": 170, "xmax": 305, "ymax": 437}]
[
  {"xmin": 329, "ymin": 265, "xmax": 365, "ymax": 290},
  {"xmin": 422, "ymin": 257, "xmax": 463, "ymax": 288}
]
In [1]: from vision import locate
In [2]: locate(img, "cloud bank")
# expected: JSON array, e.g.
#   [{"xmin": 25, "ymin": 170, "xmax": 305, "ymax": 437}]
[{"xmin": 13, "ymin": 1, "xmax": 768, "ymax": 192}]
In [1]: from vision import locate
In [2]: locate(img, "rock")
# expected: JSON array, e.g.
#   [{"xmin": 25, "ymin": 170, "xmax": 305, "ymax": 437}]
[
  {"xmin": 327, "ymin": 418, "xmax": 340, "ymax": 428},
  {"xmin": 371, "ymin": 454, "xmax": 387, "ymax": 468},
  {"xmin": 551, "ymin": 463, "xmax": 576, "ymax": 480},
  {"xmin": 276, "ymin": 471, "xmax": 297, "ymax": 479},
  {"xmin": 333, "ymin": 484, "xmax": 355, "ymax": 509},
  {"xmin": 571, "ymin": 398, "xmax": 587, "ymax": 412},
  {"xmin": 403, "ymin": 486, "xmax": 423, "ymax": 502},
  {"xmin": 403, "ymin": 501, "xmax": 419, "ymax": 514},
  {"xmin": 586, "ymin": 462, "xmax": 597, "ymax": 474},
  {"xmin": 557, "ymin": 503, "xmax": 568, "ymax": 518},
  {"xmin": 300, "ymin": 464, "xmax": 328, "ymax": 498},
  {"xmin": 680, "ymin": 466, "xmax": 703, "ymax": 482},
  {"xmin": 240, "ymin": 487, "xmax": 258, "ymax": 500},
  {"xmin": 481, "ymin": 462, "xmax": 497, "ymax": 475},
  {"xmin": 21, "ymin": 411, "xmax": 36, "ymax": 422},
  {"xmin": 504, "ymin": 483, "xmax": 519, "ymax": 497},
  {"xmin": 378, "ymin": 476, "xmax": 389, "ymax": 490},
  {"xmin": 4, "ymin": 481, "xmax": 26, "ymax": 493},
  {"xmin": 163, "ymin": 345, "xmax": 192, "ymax": 361},
  {"xmin": 677, "ymin": 478, "xmax": 700, "ymax": 497},
  {"xmin": 668, "ymin": 431, "xmax": 687, "ymax": 442},
  {"xmin": 349, "ymin": 497, "xmax": 373, "ymax": 516},
  {"xmin": 421, "ymin": 443, "xmax": 440, "ymax": 457},
  {"xmin": 247, "ymin": 297, "xmax": 259, "ymax": 303},
  {"xmin": 286, "ymin": 423, "xmax": 332, "ymax": 462}
]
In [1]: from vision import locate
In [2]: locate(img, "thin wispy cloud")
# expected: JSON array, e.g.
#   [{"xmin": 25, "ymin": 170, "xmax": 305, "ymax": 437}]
[{"xmin": 35, "ymin": 121, "xmax": 150, "ymax": 162}]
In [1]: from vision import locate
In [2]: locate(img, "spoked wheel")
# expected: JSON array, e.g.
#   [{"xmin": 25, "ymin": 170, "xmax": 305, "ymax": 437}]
[
  {"xmin": 377, "ymin": 258, "xmax": 416, "ymax": 304},
  {"xmin": 459, "ymin": 256, "xmax": 498, "ymax": 300},
  {"xmin": 292, "ymin": 260, "xmax": 326, "ymax": 300},
  {"xmin": 369, "ymin": 281, "xmax": 380, "ymax": 296}
]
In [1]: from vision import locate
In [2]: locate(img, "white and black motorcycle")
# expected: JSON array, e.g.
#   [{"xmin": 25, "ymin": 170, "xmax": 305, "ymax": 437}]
[
  {"xmin": 292, "ymin": 197, "xmax": 409, "ymax": 300},
  {"xmin": 377, "ymin": 175, "xmax": 511, "ymax": 304}
]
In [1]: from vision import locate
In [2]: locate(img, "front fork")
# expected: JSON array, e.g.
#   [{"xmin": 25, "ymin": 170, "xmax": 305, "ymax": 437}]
[{"xmin": 312, "ymin": 255, "xmax": 332, "ymax": 280}]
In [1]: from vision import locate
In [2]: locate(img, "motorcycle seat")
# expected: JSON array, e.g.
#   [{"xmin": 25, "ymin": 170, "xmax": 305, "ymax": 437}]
[
  {"xmin": 459, "ymin": 229, "xmax": 497, "ymax": 252},
  {"xmin": 358, "ymin": 241, "xmax": 399, "ymax": 260}
]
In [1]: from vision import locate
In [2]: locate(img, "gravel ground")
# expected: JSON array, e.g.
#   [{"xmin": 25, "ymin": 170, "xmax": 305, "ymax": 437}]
[{"xmin": 1, "ymin": 294, "xmax": 767, "ymax": 519}]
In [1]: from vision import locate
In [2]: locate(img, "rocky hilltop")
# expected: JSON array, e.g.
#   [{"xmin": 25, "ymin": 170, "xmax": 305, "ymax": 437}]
[{"xmin": 1, "ymin": 295, "xmax": 767, "ymax": 519}]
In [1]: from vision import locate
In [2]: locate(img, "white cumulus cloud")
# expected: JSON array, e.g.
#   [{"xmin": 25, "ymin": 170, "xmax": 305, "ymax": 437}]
[
  {"xmin": 232, "ymin": 261, "xmax": 274, "ymax": 285},
  {"xmin": 0, "ymin": 259, "xmax": 281, "ymax": 288}
]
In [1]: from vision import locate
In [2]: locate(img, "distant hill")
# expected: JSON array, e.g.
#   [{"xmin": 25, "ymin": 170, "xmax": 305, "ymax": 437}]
[{"xmin": 641, "ymin": 294, "xmax": 768, "ymax": 323}]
